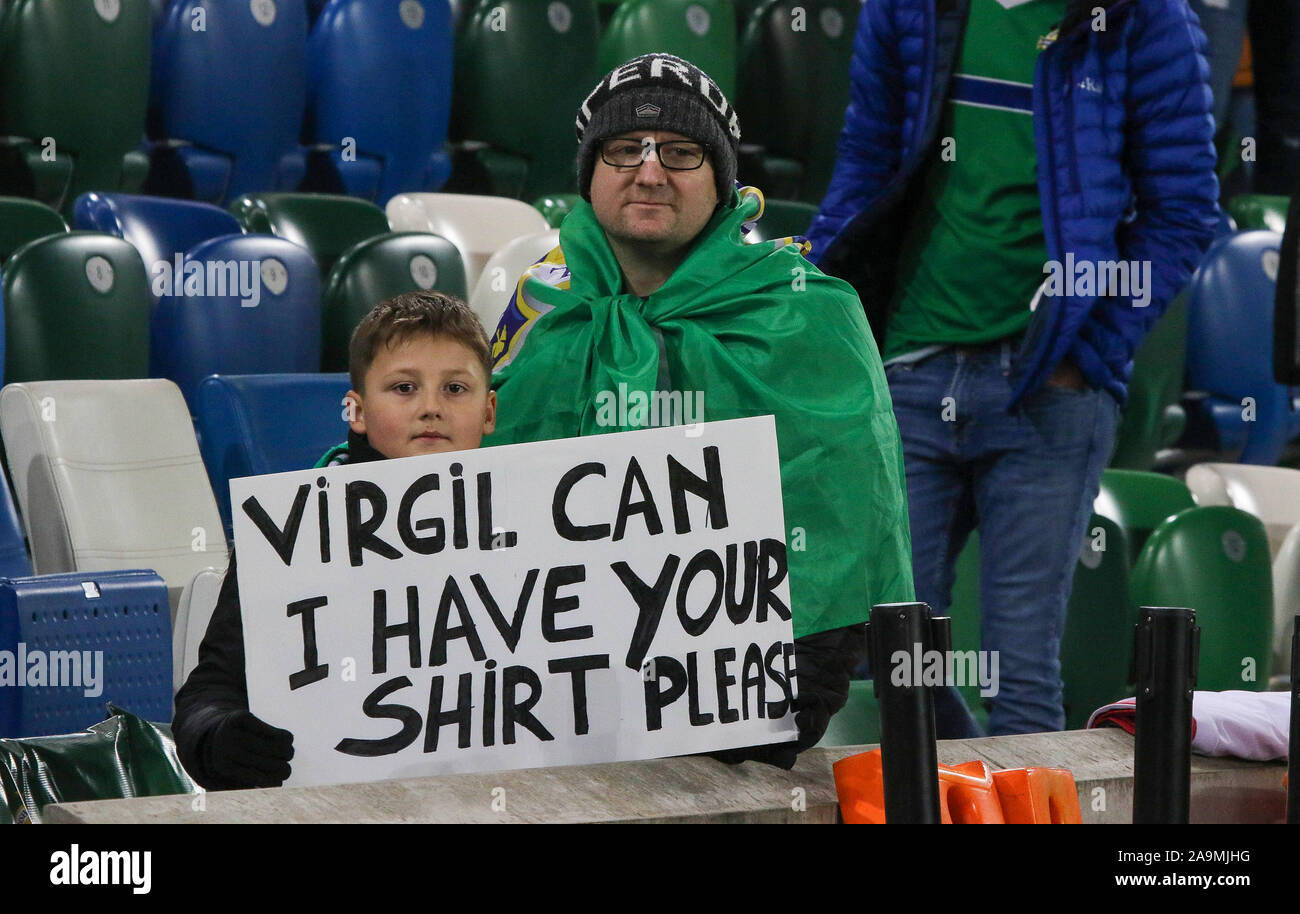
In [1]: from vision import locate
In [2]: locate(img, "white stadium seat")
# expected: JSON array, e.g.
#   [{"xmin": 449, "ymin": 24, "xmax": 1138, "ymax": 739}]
[
  {"xmin": 173, "ymin": 566, "xmax": 225, "ymax": 696},
  {"xmin": 469, "ymin": 229, "xmax": 561, "ymax": 333},
  {"xmin": 386, "ymin": 192, "xmax": 550, "ymax": 290},
  {"xmin": 0, "ymin": 380, "xmax": 229, "ymax": 616}
]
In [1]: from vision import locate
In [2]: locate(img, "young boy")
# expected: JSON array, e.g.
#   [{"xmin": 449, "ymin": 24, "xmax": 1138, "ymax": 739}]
[{"xmin": 172, "ymin": 292, "xmax": 497, "ymax": 791}]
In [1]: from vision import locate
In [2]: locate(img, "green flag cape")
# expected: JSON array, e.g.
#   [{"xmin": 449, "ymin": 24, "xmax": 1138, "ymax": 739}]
[{"xmin": 487, "ymin": 190, "xmax": 914, "ymax": 638}]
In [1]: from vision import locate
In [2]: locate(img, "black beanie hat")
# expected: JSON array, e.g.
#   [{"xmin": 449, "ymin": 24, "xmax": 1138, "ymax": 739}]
[{"xmin": 575, "ymin": 53, "xmax": 741, "ymax": 203}]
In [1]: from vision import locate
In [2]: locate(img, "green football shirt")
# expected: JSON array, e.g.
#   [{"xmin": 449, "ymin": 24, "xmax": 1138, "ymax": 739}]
[{"xmin": 883, "ymin": 0, "xmax": 1067, "ymax": 361}]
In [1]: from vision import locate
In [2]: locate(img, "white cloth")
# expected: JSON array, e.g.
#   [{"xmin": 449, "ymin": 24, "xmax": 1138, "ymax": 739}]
[{"xmin": 1086, "ymin": 690, "xmax": 1291, "ymax": 761}]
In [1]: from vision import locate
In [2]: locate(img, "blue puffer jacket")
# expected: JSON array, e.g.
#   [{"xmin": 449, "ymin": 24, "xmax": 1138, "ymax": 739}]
[{"xmin": 807, "ymin": 0, "xmax": 1220, "ymax": 407}]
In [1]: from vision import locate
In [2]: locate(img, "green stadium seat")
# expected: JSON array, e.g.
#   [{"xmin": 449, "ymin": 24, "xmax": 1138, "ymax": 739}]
[
  {"xmin": 450, "ymin": 0, "xmax": 599, "ymax": 199},
  {"xmin": 945, "ymin": 531, "xmax": 990, "ymax": 729},
  {"xmin": 0, "ymin": 197, "xmax": 67, "ymax": 264},
  {"xmin": 598, "ymin": 0, "xmax": 738, "ymax": 98},
  {"xmin": 229, "ymin": 193, "xmax": 390, "ymax": 279},
  {"xmin": 1093, "ymin": 469, "xmax": 1196, "ymax": 566},
  {"xmin": 744, "ymin": 197, "xmax": 817, "ymax": 242},
  {"xmin": 1109, "ymin": 291, "xmax": 1188, "ymax": 470},
  {"xmin": 816, "ymin": 680, "xmax": 881, "ymax": 747},
  {"xmin": 533, "ymin": 193, "xmax": 583, "ymax": 228},
  {"xmin": 1130, "ymin": 506, "xmax": 1274, "ymax": 691},
  {"xmin": 1227, "ymin": 194, "xmax": 1290, "ymax": 233},
  {"xmin": 736, "ymin": 0, "xmax": 860, "ymax": 203},
  {"xmin": 321, "ymin": 232, "xmax": 468, "ymax": 372},
  {"xmin": 1060, "ymin": 515, "xmax": 1132, "ymax": 729},
  {"xmin": 0, "ymin": 0, "xmax": 152, "ymax": 214},
  {"xmin": 3, "ymin": 233, "xmax": 150, "ymax": 382}
]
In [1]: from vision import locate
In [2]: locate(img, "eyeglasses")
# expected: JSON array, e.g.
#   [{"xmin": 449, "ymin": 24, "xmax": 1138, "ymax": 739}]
[{"xmin": 599, "ymin": 138, "xmax": 709, "ymax": 170}]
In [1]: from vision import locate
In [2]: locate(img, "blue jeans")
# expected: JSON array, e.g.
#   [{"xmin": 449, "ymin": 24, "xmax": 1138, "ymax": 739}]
[{"xmin": 887, "ymin": 343, "xmax": 1120, "ymax": 735}]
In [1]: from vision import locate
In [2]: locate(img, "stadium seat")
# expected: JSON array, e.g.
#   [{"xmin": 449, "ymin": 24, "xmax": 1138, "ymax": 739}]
[
  {"xmin": 146, "ymin": 0, "xmax": 308, "ymax": 204},
  {"xmin": 469, "ymin": 229, "xmax": 560, "ymax": 333},
  {"xmin": 1181, "ymin": 230, "xmax": 1298, "ymax": 465},
  {"xmin": 533, "ymin": 194, "xmax": 582, "ymax": 229},
  {"xmin": 307, "ymin": 0, "xmax": 329, "ymax": 25},
  {"xmin": 1130, "ymin": 506, "xmax": 1273, "ymax": 692},
  {"xmin": 743, "ymin": 198, "xmax": 818, "ymax": 243},
  {"xmin": 1187, "ymin": 462, "xmax": 1300, "ymax": 683},
  {"xmin": 0, "ymin": 380, "xmax": 229, "ymax": 614},
  {"xmin": 736, "ymin": 0, "xmax": 859, "ymax": 202},
  {"xmin": 0, "ymin": 0, "xmax": 152, "ymax": 213},
  {"xmin": 1270, "ymin": 526, "xmax": 1300, "ymax": 682},
  {"xmin": 71, "ymin": 192, "xmax": 244, "ymax": 301},
  {"xmin": 816, "ymin": 680, "xmax": 881, "ymax": 747},
  {"xmin": 0, "ymin": 466, "xmax": 30, "ymax": 580},
  {"xmin": 303, "ymin": 0, "xmax": 453, "ymax": 201},
  {"xmin": 193, "ymin": 373, "xmax": 352, "ymax": 536},
  {"xmin": 322, "ymin": 232, "xmax": 467, "ymax": 371},
  {"xmin": 598, "ymin": 0, "xmax": 738, "ymax": 98},
  {"xmin": 3, "ymin": 233, "xmax": 151, "ymax": 383},
  {"xmin": 451, "ymin": 0, "xmax": 598, "ymax": 198},
  {"xmin": 1227, "ymin": 194, "xmax": 1290, "ymax": 233},
  {"xmin": 231, "ymin": 192, "xmax": 388, "ymax": 278},
  {"xmin": 0, "ymin": 198, "xmax": 67, "ymax": 265},
  {"xmin": 151, "ymin": 235, "xmax": 322, "ymax": 408},
  {"xmin": 1059, "ymin": 516, "xmax": 1131, "ymax": 728},
  {"xmin": 1185, "ymin": 463, "xmax": 1300, "ymax": 557},
  {"xmin": 0, "ymin": 570, "xmax": 172, "ymax": 737},
  {"xmin": 386, "ymin": 193, "xmax": 551, "ymax": 289},
  {"xmin": 1093, "ymin": 469, "xmax": 1196, "ymax": 566},
  {"xmin": 172, "ymin": 566, "xmax": 224, "ymax": 696},
  {"xmin": 1109, "ymin": 292, "xmax": 1187, "ymax": 470}
]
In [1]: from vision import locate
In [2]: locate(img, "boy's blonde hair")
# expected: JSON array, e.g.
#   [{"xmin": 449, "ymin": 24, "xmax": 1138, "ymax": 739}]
[{"xmin": 348, "ymin": 291, "xmax": 492, "ymax": 391}]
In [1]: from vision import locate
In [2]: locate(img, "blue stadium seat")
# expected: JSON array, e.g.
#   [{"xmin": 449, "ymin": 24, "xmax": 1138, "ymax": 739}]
[
  {"xmin": 0, "ymin": 570, "xmax": 172, "ymax": 736},
  {"xmin": 195, "ymin": 373, "xmax": 352, "ymax": 535},
  {"xmin": 150, "ymin": 235, "xmax": 322, "ymax": 409},
  {"xmin": 0, "ymin": 470, "xmax": 31, "ymax": 580},
  {"xmin": 72, "ymin": 193, "xmax": 243, "ymax": 301},
  {"xmin": 1183, "ymin": 230, "xmax": 1299, "ymax": 464},
  {"xmin": 303, "ymin": 0, "xmax": 453, "ymax": 200},
  {"xmin": 146, "ymin": 0, "xmax": 308, "ymax": 203}
]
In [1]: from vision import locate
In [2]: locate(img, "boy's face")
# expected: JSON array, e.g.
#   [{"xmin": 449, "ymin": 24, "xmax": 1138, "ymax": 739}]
[{"xmin": 347, "ymin": 333, "xmax": 496, "ymax": 459}]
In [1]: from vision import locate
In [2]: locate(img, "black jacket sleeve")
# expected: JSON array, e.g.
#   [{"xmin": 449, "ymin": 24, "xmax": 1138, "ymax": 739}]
[{"xmin": 172, "ymin": 550, "xmax": 250, "ymax": 788}]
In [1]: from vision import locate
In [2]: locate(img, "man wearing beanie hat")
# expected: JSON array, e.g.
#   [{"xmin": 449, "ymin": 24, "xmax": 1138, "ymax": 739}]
[{"xmin": 486, "ymin": 55, "xmax": 945, "ymax": 768}]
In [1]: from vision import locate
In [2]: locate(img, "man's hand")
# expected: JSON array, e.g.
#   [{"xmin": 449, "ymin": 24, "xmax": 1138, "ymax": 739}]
[
  {"xmin": 1045, "ymin": 356, "xmax": 1087, "ymax": 391},
  {"xmin": 203, "ymin": 710, "xmax": 294, "ymax": 789}
]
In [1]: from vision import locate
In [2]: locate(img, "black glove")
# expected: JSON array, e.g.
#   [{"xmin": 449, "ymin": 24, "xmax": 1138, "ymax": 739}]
[
  {"xmin": 707, "ymin": 624, "xmax": 867, "ymax": 770},
  {"xmin": 202, "ymin": 710, "xmax": 294, "ymax": 790},
  {"xmin": 791, "ymin": 623, "xmax": 867, "ymax": 751}
]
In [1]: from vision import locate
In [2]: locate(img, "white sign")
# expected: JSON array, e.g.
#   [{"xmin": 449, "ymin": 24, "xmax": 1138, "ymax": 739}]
[{"xmin": 234, "ymin": 417, "xmax": 798, "ymax": 788}]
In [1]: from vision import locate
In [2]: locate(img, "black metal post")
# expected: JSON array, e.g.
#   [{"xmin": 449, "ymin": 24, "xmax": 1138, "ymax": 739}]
[
  {"xmin": 1132, "ymin": 606, "xmax": 1199, "ymax": 824},
  {"xmin": 1288, "ymin": 616, "xmax": 1300, "ymax": 824},
  {"xmin": 866, "ymin": 601, "xmax": 941, "ymax": 824}
]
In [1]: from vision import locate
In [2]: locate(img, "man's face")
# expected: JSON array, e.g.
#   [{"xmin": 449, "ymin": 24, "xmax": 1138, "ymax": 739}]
[
  {"xmin": 347, "ymin": 333, "xmax": 497, "ymax": 459},
  {"xmin": 589, "ymin": 130, "xmax": 719, "ymax": 255}
]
